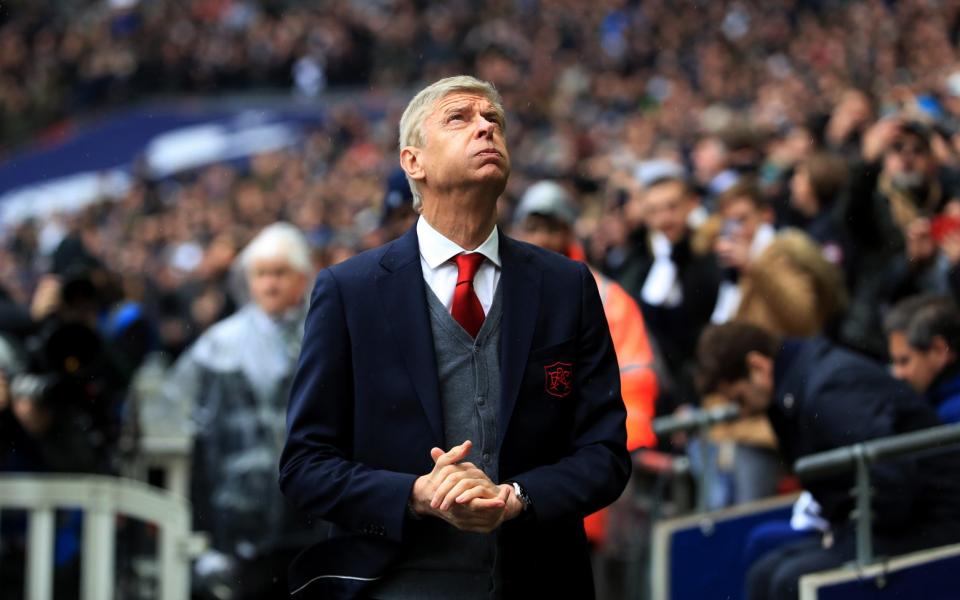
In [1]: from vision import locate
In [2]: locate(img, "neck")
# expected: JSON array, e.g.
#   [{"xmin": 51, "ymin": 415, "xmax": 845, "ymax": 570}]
[{"xmin": 421, "ymin": 196, "xmax": 498, "ymax": 250}]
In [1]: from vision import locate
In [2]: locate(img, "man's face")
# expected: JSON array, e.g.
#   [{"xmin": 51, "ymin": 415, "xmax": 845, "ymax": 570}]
[
  {"xmin": 888, "ymin": 331, "xmax": 948, "ymax": 393},
  {"xmin": 248, "ymin": 256, "xmax": 308, "ymax": 316},
  {"xmin": 692, "ymin": 137, "xmax": 727, "ymax": 184},
  {"xmin": 884, "ymin": 132, "xmax": 933, "ymax": 190},
  {"xmin": 514, "ymin": 214, "xmax": 572, "ymax": 255},
  {"xmin": 789, "ymin": 167, "xmax": 818, "ymax": 217},
  {"xmin": 719, "ymin": 197, "xmax": 765, "ymax": 244},
  {"xmin": 717, "ymin": 352, "xmax": 774, "ymax": 415},
  {"xmin": 410, "ymin": 92, "xmax": 511, "ymax": 200},
  {"xmin": 643, "ymin": 180, "xmax": 693, "ymax": 244}
]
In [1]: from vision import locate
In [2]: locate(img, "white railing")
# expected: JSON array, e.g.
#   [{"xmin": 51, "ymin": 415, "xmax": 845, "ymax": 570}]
[{"xmin": 0, "ymin": 473, "xmax": 206, "ymax": 600}]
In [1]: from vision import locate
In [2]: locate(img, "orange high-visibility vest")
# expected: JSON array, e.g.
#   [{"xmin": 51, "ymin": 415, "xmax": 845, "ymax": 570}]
[{"xmin": 573, "ymin": 242, "xmax": 658, "ymax": 545}]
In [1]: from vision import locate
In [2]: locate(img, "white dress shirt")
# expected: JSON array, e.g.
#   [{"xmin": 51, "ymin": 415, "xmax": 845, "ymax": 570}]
[{"xmin": 416, "ymin": 216, "xmax": 501, "ymax": 315}]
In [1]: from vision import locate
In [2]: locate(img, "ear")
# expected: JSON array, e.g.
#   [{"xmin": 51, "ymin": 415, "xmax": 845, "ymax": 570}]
[
  {"xmin": 761, "ymin": 205, "xmax": 775, "ymax": 224},
  {"xmin": 400, "ymin": 147, "xmax": 425, "ymax": 182},
  {"xmin": 930, "ymin": 335, "xmax": 955, "ymax": 363},
  {"xmin": 745, "ymin": 351, "xmax": 773, "ymax": 384}
]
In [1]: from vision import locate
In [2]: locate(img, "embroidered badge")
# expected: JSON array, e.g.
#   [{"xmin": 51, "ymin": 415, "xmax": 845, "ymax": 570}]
[{"xmin": 544, "ymin": 361, "xmax": 574, "ymax": 398}]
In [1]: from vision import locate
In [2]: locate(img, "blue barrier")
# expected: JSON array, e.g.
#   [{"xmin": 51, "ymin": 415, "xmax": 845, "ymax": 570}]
[
  {"xmin": 799, "ymin": 543, "xmax": 960, "ymax": 600},
  {"xmin": 652, "ymin": 494, "xmax": 798, "ymax": 600}
]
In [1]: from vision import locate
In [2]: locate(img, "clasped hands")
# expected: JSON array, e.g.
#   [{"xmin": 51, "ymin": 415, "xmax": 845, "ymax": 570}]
[{"xmin": 410, "ymin": 440, "xmax": 523, "ymax": 533}]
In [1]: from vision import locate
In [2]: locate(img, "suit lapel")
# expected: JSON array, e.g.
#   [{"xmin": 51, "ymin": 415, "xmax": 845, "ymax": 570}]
[
  {"xmin": 377, "ymin": 226, "xmax": 444, "ymax": 446},
  {"xmin": 498, "ymin": 234, "xmax": 541, "ymax": 449}
]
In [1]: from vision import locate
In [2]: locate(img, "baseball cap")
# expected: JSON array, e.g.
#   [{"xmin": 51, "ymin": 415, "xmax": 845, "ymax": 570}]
[{"xmin": 514, "ymin": 181, "xmax": 579, "ymax": 226}]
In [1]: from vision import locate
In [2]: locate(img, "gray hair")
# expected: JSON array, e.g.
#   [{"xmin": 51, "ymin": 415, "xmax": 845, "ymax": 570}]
[
  {"xmin": 884, "ymin": 294, "xmax": 960, "ymax": 351},
  {"xmin": 239, "ymin": 222, "xmax": 313, "ymax": 276},
  {"xmin": 398, "ymin": 75, "xmax": 505, "ymax": 211}
]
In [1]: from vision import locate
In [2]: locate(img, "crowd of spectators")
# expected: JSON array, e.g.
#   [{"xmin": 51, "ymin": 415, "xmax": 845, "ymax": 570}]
[{"xmin": 6, "ymin": 0, "xmax": 960, "ymax": 596}]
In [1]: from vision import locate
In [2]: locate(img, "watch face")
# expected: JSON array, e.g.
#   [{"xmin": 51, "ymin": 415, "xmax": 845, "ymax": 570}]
[{"xmin": 512, "ymin": 482, "xmax": 528, "ymax": 509}]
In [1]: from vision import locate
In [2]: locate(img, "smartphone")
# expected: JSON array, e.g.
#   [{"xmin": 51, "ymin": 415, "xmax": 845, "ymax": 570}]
[{"xmin": 931, "ymin": 214, "xmax": 960, "ymax": 243}]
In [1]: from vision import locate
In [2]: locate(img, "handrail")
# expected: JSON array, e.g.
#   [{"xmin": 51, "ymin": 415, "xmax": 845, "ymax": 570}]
[
  {"xmin": 651, "ymin": 404, "xmax": 740, "ymax": 515},
  {"xmin": 795, "ymin": 423, "xmax": 960, "ymax": 479},
  {"xmin": 651, "ymin": 404, "xmax": 740, "ymax": 437},
  {"xmin": 0, "ymin": 473, "xmax": 207, "ymax": 600},
  {"xmin": 792, "ymin": 423, "xmax": 960, "ymax": 568}
]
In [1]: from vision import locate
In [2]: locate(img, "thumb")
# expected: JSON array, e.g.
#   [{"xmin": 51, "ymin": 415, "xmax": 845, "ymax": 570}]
[{"xmin": 430, "ymin": 447, "xmax": 444, "ymax": 463}]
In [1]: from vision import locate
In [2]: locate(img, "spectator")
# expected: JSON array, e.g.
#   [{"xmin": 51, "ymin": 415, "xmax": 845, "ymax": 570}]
[
  {"xmin": 694, "ymin": 180, "xmax": 847, "ymax": 507},
  {"xmin": 705, "ymin": 180, "xmax": 846, "ymax": 335},
  {"xmin": 698, "ymin": 321, "xmax": 960, "ymax": 600},
  {"xmin": 843, "ymin": 119, "xmax": 956, "ymax": 357},
  {"xmin": 615, "ymin": 174, "xmax": 720, "ymax": 412},
  {"xmin": 788, "ymin": 152, "xmax": 854, "ymax": 276},
  {"xmin": 885, "ymin": 294, "xmax": 960, "ymax": 423},
  {"xmin": 162, "ymin": 222, "xmax": 318, "ymax": 599}
]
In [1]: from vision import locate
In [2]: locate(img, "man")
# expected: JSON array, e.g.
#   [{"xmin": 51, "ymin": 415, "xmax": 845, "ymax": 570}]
[
  {"xmin": 843, "ymin": 119, "xmax": 952, "ymax": 357},
  {"xmin": 279, "ymin": 76, "xmax": 630, "ymax": 599},
  {"xmin": 614, "ymin": 173, "xmax": 719, "ymax": 412},
  {"xmin": 885, "ymin": 294, "xmax": 960, "ymax": 423},
  {"xmin": 165, "ymin": 222, "xmax": 315, "ymax": 598},
  {"xmin": 697, "ymin": 322, "xmax": 960, "ymax": 600}
]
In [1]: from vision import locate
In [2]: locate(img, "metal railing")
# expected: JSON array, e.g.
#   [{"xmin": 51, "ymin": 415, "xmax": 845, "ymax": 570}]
[
  {"xmin": 794, "ymin": 423, "xmax": 960, "ymax": 568},
  {"xmin": 0, "ymin": 474, "xmax": 207, "ymax": 600},
  {"xmin": 652, "ymin": 404, "xmax": 740, "ymax": 514}
]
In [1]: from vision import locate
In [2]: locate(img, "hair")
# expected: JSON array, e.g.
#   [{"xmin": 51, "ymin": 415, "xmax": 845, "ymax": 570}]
[
  {"xmin": 645, "ymin": 175, "xmax": 693, "ymax": 198},
  {"xmin": 884, "ymin": 294, "xmax": 960, "ymax": 352},
  {"xmin": 398, "ymin": 75, "xmax": 505, "ymax": 211},
  {"xmin": 696, "ymin": 322, "xmax": 782, "ymax": 394},
  {"xmin": 716, "ymin": 178, "xmax": 769, "ymax": 212},
  {"xmin": 239, "ymin": 222, "xmax": 313, "ymax": 276},
  {"xmin": 802, "ymin": 152, "xmax": 848, "ymax": 207}
]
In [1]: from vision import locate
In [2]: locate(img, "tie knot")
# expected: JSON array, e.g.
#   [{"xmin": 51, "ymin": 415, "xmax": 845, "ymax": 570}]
[{"xmin": 455, "ymin": 252, "xmax": 485, "ymax": 284}]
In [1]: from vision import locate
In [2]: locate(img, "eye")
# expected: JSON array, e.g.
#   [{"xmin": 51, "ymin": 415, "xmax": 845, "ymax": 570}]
[{"xmin": 446, "ymin": 113, "xmax": 464, "ymax": 123}]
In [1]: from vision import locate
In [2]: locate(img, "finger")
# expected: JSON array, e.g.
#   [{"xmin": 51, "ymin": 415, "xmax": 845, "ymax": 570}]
[
  {"xmin": 433, "ymin": 440, "xmax": 472, "ymax": 469},
  {"xmin": 430, "ymin": 447, "xmax": 444, "ymax": 462},
  {"xmin": 467, "ymin": 496, "xmax": 507, "ymax": 510},
  {"xmin": 441, "ymin": 478, "xmax": 495, "ymax": 511},
  {"xmin": 435, "ymin": 463, "xmax": 481, "ymax": 483},
  {"xmin": 455, "ymin": 485, "xmax": 498, "ymax": 505},
  {"xmin": 430, "ymin": 470, "xmax": 468, "ymax": 509}
]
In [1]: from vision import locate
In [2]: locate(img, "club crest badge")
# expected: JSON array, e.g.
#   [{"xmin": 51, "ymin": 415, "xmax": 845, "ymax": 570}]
[{"xmin": 544, "ymin": 362, "xmax": 573, "ymax": 398}]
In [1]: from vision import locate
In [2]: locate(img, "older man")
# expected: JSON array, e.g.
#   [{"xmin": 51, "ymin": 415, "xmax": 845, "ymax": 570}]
[
  {"xmin": 164, "ymin": 222, "xmax": 315, "ymax": 598},
  {"xmin": 280, "ymin": 76, "xmax": 629, "ymax": 599}
]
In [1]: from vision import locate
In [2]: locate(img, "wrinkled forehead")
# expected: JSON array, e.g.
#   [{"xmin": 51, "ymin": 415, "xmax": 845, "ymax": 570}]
[{"xmin": 431, "ymin": 91, "xmax": 504, "ymax": 120}]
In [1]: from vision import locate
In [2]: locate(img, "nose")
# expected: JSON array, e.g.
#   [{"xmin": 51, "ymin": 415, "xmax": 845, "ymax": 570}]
[{"xmin": 475, "ymin": 115, "xmax": 495, "ymax": 139}]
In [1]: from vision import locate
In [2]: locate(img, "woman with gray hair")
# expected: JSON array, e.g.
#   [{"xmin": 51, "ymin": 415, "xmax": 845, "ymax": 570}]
[{"xmin": 162, "ymin": 222, "xmax": 317, "ymax": 599}]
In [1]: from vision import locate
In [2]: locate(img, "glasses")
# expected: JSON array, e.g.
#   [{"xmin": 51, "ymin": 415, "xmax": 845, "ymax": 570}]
[{"xmin": 891, "ymin": 141, "xmax": 928, "ymax": 155}]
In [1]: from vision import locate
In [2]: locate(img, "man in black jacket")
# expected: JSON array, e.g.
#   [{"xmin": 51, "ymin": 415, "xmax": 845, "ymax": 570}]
[
  {"xmin": 614, "ymin": 175, "xmax": 720, "ymax": 412},
  {"xmin": 697, "ymin": 322, "xmax": 960, "ymax": 600}
]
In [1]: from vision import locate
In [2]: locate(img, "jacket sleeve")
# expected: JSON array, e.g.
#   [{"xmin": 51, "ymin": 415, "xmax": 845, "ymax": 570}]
[
  {"xmin": 511, "ymin": 263, "xmax": 632, "ymax": 521},
  {"xmin": 279, "ymin": 269, "xmax": 416, "ymax": 542}
]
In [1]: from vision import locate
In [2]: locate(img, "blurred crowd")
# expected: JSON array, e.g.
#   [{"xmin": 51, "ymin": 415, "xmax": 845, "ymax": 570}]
[{"xmin": 5, "ymin": 0, "xmax": 960, "ymax": 597}]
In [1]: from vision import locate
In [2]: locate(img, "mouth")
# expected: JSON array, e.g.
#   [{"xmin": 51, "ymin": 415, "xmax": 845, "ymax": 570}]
[{"xmin": 475, "ymin": 148, "xmax": 502, "ymax": 158}]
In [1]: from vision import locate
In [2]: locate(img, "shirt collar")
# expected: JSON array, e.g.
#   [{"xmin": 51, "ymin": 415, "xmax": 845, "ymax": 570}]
[{"xmin": 417, "ymin": 216, "xmax": 501, "ymax": 269}]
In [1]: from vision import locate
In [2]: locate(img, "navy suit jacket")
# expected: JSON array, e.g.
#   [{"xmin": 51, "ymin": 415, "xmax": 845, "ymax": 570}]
[{"xmin": 279, "ymin": 225, "xmax": 630, "ymax": 598}]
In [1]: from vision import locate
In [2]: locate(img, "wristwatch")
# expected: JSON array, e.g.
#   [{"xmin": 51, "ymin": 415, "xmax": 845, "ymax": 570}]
[{"xmin": 509, "ymin": 481, "xmax": 531, "ymax": 512}]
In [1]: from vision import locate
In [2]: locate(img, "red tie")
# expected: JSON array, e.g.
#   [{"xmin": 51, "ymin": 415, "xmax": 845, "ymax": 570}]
[{"xmin": 452, "ymin": 253, "xmax": 486, "ymax": 337}]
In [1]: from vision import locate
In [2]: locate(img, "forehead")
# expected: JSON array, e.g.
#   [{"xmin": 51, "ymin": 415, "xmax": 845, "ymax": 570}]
[
  {"xmin": 431, "ymin": 91, "xmax": 500, "ymax": 116},
  {"xmin": 888, "ymin": 331, "xmax": 914, "ymax": 353},
  {"xmin": 645, "ymin": 181, "xmax": 686, "ymax": 205},
  {"xmin": 249, "ymin": 255, "xmax": 294, "ymax": 270},
  {"xmin": 722, "ymin": 197, "xmax": 759, "ymax": 216}
]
